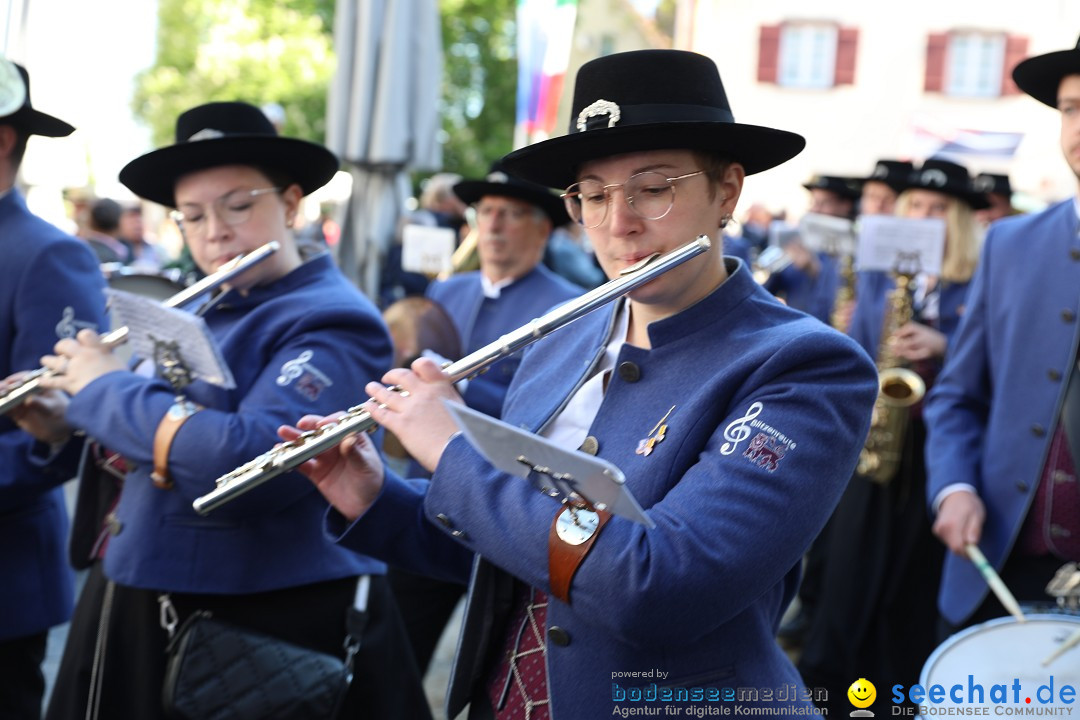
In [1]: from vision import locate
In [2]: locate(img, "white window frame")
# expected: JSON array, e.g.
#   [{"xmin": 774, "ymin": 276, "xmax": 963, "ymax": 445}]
[
  {"xmin": 778, "ymin": 23, "xmax": 837, "ymax": 89},
  {"xmin": 946, "ymin": 31, "xmax": 1005, "ymax": 98}
]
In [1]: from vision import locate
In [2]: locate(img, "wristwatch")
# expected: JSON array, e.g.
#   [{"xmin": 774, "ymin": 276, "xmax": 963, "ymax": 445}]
[{"xmin": 548, "ymin": 503, "xmax": 611, "ymax": 603}]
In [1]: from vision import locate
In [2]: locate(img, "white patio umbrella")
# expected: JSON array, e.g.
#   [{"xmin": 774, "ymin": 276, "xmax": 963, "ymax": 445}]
[{"xmin": 327, "ymin": 0, "xmax": 443, "ymax": 298}]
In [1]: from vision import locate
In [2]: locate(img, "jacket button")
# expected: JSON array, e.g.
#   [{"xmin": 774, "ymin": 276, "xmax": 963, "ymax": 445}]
[
  {"xmin": 435, "ymin": 513, "xmax": 453, "ymax": 528},
  {"xmin": 1071, "ymin": 248, "xmax": 1080, "ymax": 261},
  {"xmin": 1032, "ymin": 424, "xmax": 1046, "ymax": 437},
  {"xmin": 1016, "ymin": 480, "xmax": 1029, "ymax": 492},
  {"xmin": 617, "ymin": 362, "xmax": 641, "ymax": 382},
  {"xmin": 548, "ymin": 626, "xmax": 571, "ymax": 646},
  {"xmin": 1049, "ymin": 369, "xmax": 1062, "ymax": 381},
  {"xmin": 1063, "ymin": 309, "xmax": 1076, "ymax": 323},
  {"xmin": 579, "ymin": 436, "xmax": 599, "ymax": 455}
]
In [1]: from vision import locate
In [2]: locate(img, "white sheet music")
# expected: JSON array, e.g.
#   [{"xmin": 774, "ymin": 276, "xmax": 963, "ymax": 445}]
[
  {"xmin": 446, "ymin": 402, "xmax": 654, "ymax": 527},
  {"xmin": 798, "ymin": 212, "xmax": 857, "ymax": 256},
  {"xmin": 402, "ymin": 224, "xmax": 456, "ymax": 275},
  {"xmin": 855, "ymin": 216, "xmax": 946, "ymax": 275},
  {"xmin": 106, "ymin": 289, "xmax": 236, "ymax": 389}
]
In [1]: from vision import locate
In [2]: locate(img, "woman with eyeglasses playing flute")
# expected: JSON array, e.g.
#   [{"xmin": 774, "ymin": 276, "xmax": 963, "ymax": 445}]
[
  {"xmin": 282, "ymin": 50, "xmax": 879, "ymax": 719},
  {"xmin": 10, "ymin": 102, "xmax": 428, "ymax": 720}
]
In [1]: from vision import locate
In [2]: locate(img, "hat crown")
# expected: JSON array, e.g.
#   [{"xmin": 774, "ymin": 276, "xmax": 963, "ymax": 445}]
[
  {"xmin": 0, "ymin": 61, "xmax": 27, "ymax": 118},
  {"xmin": 567, "ymin": 50, "xmax": 735, "ymax": 135},
  {"xmin": 175, "ymin": 102, "xmax": 278, "ymax": 144},
  {"xmin": 912, "ymin": 158, "xmax": 971, "ymax": 189}
]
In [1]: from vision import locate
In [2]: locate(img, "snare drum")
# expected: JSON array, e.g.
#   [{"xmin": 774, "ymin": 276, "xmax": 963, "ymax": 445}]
[{"xmin": 918, "ymin": 613, "xmax": 1080, "ymax": 717}]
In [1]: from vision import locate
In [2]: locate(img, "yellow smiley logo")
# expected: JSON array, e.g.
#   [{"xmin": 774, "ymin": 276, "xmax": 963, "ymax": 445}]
[{"xmin": 847, "ymin": 678, "xmax": 876, "ymax": 709}]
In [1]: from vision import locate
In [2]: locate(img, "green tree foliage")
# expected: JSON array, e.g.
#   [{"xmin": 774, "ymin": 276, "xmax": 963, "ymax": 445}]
[
  {"xmin": 133, "ymin": 0, "xmax": 336, "ymax": 147},
  {"xmin": 438, "ymin": 0, "xmax": 517, "ymax": 180}
]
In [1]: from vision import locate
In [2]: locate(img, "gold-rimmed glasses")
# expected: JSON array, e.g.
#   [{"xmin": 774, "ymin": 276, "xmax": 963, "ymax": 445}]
[
  {"xmin": 172, "ymin": 187, "xmax": 281, "ymax": 239},
  {"xmin": 561, "ymin": 170, "xmax": 704, "ymax": 228}
]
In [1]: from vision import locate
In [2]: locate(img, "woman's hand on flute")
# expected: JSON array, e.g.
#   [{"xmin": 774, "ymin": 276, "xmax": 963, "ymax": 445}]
[
  {"xmin": 39, "ymin": 329, "xmax": 126, "ymax": 396},
  {"xmin": 364, "ymin": 356, "xmax": 463, "ymax": 473},
  {"xmin": 279, "ymin": 412, "xmax": 386, "ymax": 522}
]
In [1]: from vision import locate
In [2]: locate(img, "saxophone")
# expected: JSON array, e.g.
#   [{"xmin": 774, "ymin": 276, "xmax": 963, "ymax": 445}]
[{"xmin": 855, "ymin": 272, "xmax": 926, "ymax": 483}]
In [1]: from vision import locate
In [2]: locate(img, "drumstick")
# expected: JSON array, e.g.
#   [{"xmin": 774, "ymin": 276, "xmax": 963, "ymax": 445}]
[
  {"xmin": 965, "ymin": 544, "xmax": 1026, "ymax": 623},
  {"xmin": 1042, "ymin": 626, "xmax": 1080, "ymax": 667}
]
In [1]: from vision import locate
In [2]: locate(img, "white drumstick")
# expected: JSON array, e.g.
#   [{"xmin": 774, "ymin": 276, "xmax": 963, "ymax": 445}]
[
  {"xmin": 1042, "ymin": 625, "xmax": 1080, "ymax": 667},
  {"xmin": 965, "ymin": 544, "xmax": 1026, "ymax": 623}
]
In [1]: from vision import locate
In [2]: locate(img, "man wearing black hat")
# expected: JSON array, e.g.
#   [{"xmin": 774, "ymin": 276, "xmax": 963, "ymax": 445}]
[
  {"xmin": 764, "ymin": 174, "xmax": 860, "ymax": 326},
  {"xmin": 0, "ymin": 58, "xmax": 107, "ymax": 719},
  {"xmin": 285, "ymin": 49, "xmax": 878, "ymax": 718},
  {"xmin": 926, "ymin": 38, "xmax": 1080, "ymax": 631},
  {"xmin": 972, "ymin": 172, "xmax": 1019, "ymax": 227}
]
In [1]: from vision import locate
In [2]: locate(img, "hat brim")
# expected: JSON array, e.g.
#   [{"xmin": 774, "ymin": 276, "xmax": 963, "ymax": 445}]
[
  {"xmin": 453, "ymin": 180, "xmax": 570, "ymax": 226},
  {"xmin": 501, "ymin": 121, "xmax": 806, "ymax": 190},
  {"xmin": 902, "ymin": 184, "xmax": 991, "ymax": 211},
  {"xmin": 5, "ymin": 107, "xmax": 74, "ymax": 137},
  {"xmin": 1012, "ymin": 50, "xmax": 1080, "ymax": 108},
  {"xmin": 801, "ymin": 181, "xmax": 862, "ymax": 200},
  {"xmin": 119, "ymin": 135, "xmax": 339, "ymax": 207}
]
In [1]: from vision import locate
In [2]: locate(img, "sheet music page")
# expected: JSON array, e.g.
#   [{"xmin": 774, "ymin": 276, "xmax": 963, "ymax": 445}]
[
  {"xmin": 401, "ymin": 224, "xmax": 456, "ymax": 275},
  {"xmin": 855, "ymin": 216, "xmax": 946, "ymax": 275},
  {"xmin": 106, "ymin": 289, "xmax": 236, "ymax": 389},
  {"xmin": 798, "ymin": 212, "xmax": 856, "ymax": 255},
  {"xmin": 445, "ymin": 402, "xmax": 654, "ymax": 526}
]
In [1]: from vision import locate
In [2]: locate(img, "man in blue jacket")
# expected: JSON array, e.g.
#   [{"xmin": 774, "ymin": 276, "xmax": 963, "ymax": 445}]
[
  {"xmin": 0, "ymin": 58, "xmax": 107, "ymax": 719},
  {"xmin": 926, "ymin": 36, "xmax": 1080, "ymax": 630}
]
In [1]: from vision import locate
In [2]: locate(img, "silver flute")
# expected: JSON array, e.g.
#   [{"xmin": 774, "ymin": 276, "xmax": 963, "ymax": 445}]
[
  {"xmin": 0, "ymin": 241, "xmax": 280, "ymax": 416},
  {"xmin": 193, "ymin": 235, "xmax": 712, "ymax": 515}
]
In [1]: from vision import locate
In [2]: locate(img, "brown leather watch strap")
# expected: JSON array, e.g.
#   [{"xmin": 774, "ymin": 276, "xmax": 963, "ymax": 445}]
[
  {"xmin": 548, "ymin": 504, "xmax": 612, "ymax": 604},
  {"xmin": 151, "ymin": 400, "xmax": 202, "ymax": 490}
]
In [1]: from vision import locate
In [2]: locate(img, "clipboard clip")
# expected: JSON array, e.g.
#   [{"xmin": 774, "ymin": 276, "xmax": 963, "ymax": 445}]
[{"xmin": 516, "ymin": 454, "xmax": 607, "ymax": 513}]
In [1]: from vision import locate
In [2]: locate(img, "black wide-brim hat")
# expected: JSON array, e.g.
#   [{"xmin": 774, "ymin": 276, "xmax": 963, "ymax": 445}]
[
  {"xmin": 453, "ymin": 159, "xmax": 570, "ymax": 226},
  {"xmin": 862, "ymin": 160, "xmax": 915, "ymax": 194},
  {"xmin": 802, "ymin": 174, "xmax": 862, "ymax": 200},
  {"xmin": 1013, "ymin": 35, "xmax": 1080, "ymax": 108},
  {"xmin": 119, "ymin": 101, "xmax": 338, "ymax": 208},
  {"xmin": 0, "ymin": 60, "xmax": 74, "ymax": 137},
  {"xmin": 972, "ymin": 172, "xmax": 1012, "ymax": 199},
  {"xmin": 501, "ymin": 49, "xmax": 805, "ymax": 190},
  {"xmin": 903, "ymin": 158, "xmax": 990, "ymax": 210}
]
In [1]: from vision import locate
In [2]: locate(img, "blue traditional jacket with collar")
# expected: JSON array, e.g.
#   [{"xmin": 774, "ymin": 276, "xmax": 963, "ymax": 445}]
[
  {"xmin": 334, "ymin": 258, "xmax": 878, "ymax": 718},
  {"xmin": 427, "ymin": 263, "xmax": 583, "ymax": 418},
  {"xmin": 0, "ymin": 189, "xmax": 107, "ymax": 640},
  {"xmin": 58, "ymin": 253, "xmax": 392, "ymax": 593},
  {"xmin": 925, "ymin": 199, "xmax": 1080, "ymax": 624}
]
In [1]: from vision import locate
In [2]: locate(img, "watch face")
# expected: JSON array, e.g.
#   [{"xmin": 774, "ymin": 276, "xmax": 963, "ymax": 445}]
[
  {"xmin": 0, "ymin": 59, "xmax": 26, "ymax": 117},
  {"xmin": 555, "ymin": 506, "xmax": 599, "ymax": 546}
]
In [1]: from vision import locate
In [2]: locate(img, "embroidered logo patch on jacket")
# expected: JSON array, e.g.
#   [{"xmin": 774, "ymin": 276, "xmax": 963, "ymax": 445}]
[
  {"xmin": 720, "ymin": 401, "xmax": 797, "ymax": 471},
  {"xmin": 276, "ymin": 350, "xmax": 333, "ymax": 401},
  {"xmin": 55, "ymin": 306, "xmax": 98, "ymax": 339}
]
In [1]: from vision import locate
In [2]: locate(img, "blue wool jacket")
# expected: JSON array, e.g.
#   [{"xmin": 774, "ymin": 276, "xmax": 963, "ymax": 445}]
[
  {"xmin": 0, "ymin": 189, "xmax": 107, "ymax": 640},
  {"xmin": 427, "ymin": 264, "xmax": 583, "ymax": 418},
  {"xmin": 333, "ymin": 258, "xmax": 878, "ymax": 718},
  {"xmin": 55, "ymin": 253, "xmax": 392, "ymax": 593},
  {"xmin": 925, "ymin": 199, "xmax": 1080, "ymax": 624},
  {"xmin": 847, "ymin": 270, "xmax": 971, "ymax": 359},
  {"xmin": 764, "ymin": 251, "xmax": 840, "ymax": 326}
]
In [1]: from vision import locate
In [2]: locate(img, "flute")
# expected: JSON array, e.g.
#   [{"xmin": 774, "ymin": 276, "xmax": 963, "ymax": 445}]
[
  {"xmin": 193, "ymin": 235, "xmax": 712, "ymax": 515},
  {"xmin": 0, "ymin": 241, "xmax": 280, "ymax": 416}
]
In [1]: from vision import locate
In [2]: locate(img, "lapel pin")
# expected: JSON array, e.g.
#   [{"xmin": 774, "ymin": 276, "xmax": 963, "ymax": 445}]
[{"xmin": 636, "ymin": 405, "xmax": 675, "ymax": 457}]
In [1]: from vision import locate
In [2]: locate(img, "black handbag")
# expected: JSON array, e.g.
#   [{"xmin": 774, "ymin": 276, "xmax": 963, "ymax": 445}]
[{"xmin": 161, "ymin": 610, "xmax": 351, "ymax": 720}]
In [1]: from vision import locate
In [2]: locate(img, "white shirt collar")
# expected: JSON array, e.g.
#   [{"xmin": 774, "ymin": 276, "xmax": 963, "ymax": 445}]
[{"xmin": 480, "ymin": 273, "xmax": 518, "ymax": 299}]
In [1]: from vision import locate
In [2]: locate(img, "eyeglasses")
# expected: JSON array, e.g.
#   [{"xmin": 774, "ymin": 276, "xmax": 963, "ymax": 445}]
[
  {"xmin": 561, "ymin": 170, "xmax": 705, "ymax": 228},
  {"xmin": 172, "ymin": 187, "xmax": 281, "ymax": 239}
]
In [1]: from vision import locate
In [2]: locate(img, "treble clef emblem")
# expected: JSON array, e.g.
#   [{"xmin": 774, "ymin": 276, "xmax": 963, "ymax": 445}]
[
  {"xmin": 55, "ymin": 306, "xmax": 77, "ymax": 339},
  {"xmin": 277, "ymin": 350, "xmax": 313, "ymax": 386},
  {"xmin": 720, "ymin": 402, "xmax": 762, "ymax": 455}
]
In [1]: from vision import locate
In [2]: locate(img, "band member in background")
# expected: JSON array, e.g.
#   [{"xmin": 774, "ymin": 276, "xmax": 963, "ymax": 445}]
[
  {"xmin": 283, "ymin": 49, "xmax": 878, "ymax": 718},
  {"xmin": 799, "ymin": 157, "xmax": 987, "ymax": 716},
  {"xmin": 972, "ymin": 172, "xmax": 1020, "ymax": 227},
  {"xmin": 11, "ymin": 101, "xmax": 428, "ymax": 720},
  {"xmin": 0, "ymin": 58, "xmax": 108, "ymax": 720},
  {"xmin": 926, "ymin": 36, "xmax": 1080, "ymax": 634}
]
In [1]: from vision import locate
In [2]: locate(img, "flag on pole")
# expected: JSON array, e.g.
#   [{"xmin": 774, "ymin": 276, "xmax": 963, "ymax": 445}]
[{"xmin": 515, "ymin": 0, "xmax": 578, "ymax": 149}]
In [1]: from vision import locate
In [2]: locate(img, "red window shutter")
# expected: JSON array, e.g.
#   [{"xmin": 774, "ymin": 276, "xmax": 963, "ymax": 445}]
[
  {"xmin": 1001, "ymin": 35, "xmax": 1030, "ymax": 96},
  {"xmin": 925, "ymin": 32, "xmax": 948, "ymax": 92},
  {"xmin": 758, "ymin": 24, "xmax": 781, "ymax": 84},
  {"xmin": 834, "ymin": 27, "xmax": 859, "ymax": 85}
]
